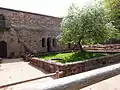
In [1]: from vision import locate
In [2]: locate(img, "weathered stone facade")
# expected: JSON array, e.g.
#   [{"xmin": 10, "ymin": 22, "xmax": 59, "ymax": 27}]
[{"xmin": 0, "ymin": 7, "xmax": 68, "ymax": 58}]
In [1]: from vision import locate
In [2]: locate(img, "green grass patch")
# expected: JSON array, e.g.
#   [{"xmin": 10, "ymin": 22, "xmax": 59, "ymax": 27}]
[{"xmin": 39, "ymin": 52, "xmax": 108, "ymax": 63}]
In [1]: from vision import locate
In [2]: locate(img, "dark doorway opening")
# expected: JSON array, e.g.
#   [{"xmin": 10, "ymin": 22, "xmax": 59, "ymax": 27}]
[
  {"xmin": 42, "ymin": 38, "xmax": 46, "ymax": 47},
  {"xmin": 47, "ymin": 38, "xmax": 52, "ymax": 53},
  {"xmin": 68, "ymin": 43, "xmax": 71, "ymax": 49},
  {"xmin": 0, "ymin": 41, "xmax": 7, "ymax": 58},
  {"xmin": 52, "ymin": 38, "xmax": 57, "ymax": 47}
]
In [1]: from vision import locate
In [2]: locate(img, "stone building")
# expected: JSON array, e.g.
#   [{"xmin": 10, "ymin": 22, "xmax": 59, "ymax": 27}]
[{"xmin": 0, "ymin": 7, "xmax": 69, "ymax": 58}]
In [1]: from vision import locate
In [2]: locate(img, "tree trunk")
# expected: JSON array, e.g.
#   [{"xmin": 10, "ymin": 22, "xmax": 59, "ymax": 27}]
[{"xmin": 78, "ymin": 42, "xmax": 84, "ymax": 52}]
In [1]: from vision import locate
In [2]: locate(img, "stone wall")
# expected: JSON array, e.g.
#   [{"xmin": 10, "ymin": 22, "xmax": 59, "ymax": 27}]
[
  {"xmin": 0, "ymin": 7, "xmax": 69, "ymax": 58},
  {"xmin": 23, "ymin": 63, "xmax": 120, "ymax": 90},
  {"xmin": 29, "ymin": 53, "xmax": 120, "ymax": 76}
]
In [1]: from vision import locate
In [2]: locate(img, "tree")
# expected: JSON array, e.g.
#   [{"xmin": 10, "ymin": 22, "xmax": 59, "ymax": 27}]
[
  {"xmin": 105, "ymin": 0, "xmax": 120, "ymax": 31},
  {"xmin": 60, "ymin": 2, "xmax": 116, "ymax": 51}
]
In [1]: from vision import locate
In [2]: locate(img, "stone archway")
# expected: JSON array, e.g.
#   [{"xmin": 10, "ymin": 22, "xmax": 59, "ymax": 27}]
[
  {"xmin": 0, "ymin": 14, "xmax": 5, "ymax": 27},
  {"xmin": 0, "ymin": 41, "xmax": 7, "ymax": 58},
  {"xmin": 47, "ymin": 38, "xmax": 52, "ymax": 53}
]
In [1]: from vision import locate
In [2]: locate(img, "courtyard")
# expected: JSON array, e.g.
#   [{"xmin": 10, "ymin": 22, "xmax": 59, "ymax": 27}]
[
  {"xmin": 0, "ymin": 58, "xmax": 54, "ymax": 90},
  {"xmin": 0, "ymin": 51, "xmax": 120, "ymax": 90},
  {"xmin": 0, "ymin": 0, "xmax": 119, "ymax": 89}
]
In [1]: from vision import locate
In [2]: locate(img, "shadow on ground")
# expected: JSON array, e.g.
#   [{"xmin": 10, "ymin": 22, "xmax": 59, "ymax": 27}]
[{"xmin": 1, "ymin": 58, "xmax": 23, "ymax": 64}]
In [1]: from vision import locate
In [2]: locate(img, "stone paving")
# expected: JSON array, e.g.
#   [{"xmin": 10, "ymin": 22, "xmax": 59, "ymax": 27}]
[
  {"xmin": 80, "ymin": 74, "xmax": 120, "ymax": 90},
  {"xmin": 0, "ymin": 58, "xmax": 53, "ymax": 90}
]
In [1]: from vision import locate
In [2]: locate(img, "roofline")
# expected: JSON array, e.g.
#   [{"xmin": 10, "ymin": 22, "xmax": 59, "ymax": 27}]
[{"xmin": 0, "ymin": 7, "xmax": 62, "ymax": 19}]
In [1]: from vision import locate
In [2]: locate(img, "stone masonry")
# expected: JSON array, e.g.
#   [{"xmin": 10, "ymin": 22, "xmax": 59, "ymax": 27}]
[
  {"xmin": 30, "ymin": 53, "xmax": 120, "ymax": 76},
  {"xmin": 0, "ymin": 7, "xmax": 68, "ymax": 58}
]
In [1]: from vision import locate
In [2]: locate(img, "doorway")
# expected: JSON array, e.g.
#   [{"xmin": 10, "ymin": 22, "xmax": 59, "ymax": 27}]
[
  {"xmin": 47, "ymin": 38, "xmax": 52, "ymax": 53},
  {"xmin": 0, "ymin": 41, "xmax": 7, "ymax": 58}
]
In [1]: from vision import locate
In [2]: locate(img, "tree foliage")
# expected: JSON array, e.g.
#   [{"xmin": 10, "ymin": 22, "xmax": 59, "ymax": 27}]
[
  {"xmin": 105, "ymin": 0, "xmax": 120, "ymax": 30},
  {"xmin": 60, "ymin": 2, "xmax": 118, "ymax": 51}
]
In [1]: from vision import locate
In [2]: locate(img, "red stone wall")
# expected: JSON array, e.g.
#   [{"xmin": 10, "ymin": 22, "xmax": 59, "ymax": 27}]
[
  {"xmin": 29, "ymin": 53, "xmax": 120, "ymax": 76},
  {"xmin": 0, "ymin": 7, "xmax": 61, "ymax": 28},
  {"xmin": 0, "ymin": 7, "xmax": 65, "ymax": 57}
]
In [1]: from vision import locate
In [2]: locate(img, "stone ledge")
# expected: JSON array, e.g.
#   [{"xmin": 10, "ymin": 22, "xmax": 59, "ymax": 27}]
[{"xmin": 21, "ymin": 63, "xmax": 120, "ymax": 90}]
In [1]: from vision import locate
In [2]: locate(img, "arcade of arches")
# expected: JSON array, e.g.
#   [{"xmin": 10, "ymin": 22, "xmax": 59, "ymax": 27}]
[{"xmin": 42, "ymin": 38, "xmax": 57, "ymax": 53}]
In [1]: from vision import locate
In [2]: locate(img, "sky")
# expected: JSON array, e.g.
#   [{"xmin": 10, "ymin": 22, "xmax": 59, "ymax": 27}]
[{"xmin": 0, "ymin": 0, "xmax": 93, "ymax": 17}]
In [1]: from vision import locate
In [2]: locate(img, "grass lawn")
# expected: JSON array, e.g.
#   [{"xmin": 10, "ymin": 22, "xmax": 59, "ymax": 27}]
[{"xmin": 39, "ymin": 52, "xmax": 108, "ymax": 63}]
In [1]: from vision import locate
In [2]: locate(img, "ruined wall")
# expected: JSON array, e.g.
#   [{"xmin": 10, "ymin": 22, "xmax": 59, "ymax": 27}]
[{"xmin": 0, "ymin": 7, "xmax": 68, "ymax": 57}]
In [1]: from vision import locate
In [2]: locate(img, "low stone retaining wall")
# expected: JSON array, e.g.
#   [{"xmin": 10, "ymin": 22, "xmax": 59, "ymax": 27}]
[
  {"xmin": 29, "ymin": 53, "xmax": 120, "ymax": 76},
  {"xmin": 29, "ymin": 58, "xmax": 64, "ymax": 73},
  {"xmin": 22, "ymin": 63, "xmax": 120, "ymax": 90}
]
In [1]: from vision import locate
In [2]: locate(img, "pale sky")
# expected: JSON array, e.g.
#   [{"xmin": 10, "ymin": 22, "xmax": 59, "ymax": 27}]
[{"xmin": 0, "ymin": 0, "xmax": 93, "ymax": 17}]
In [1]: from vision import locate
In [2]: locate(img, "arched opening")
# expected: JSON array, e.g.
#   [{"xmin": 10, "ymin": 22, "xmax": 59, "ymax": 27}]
[
  {"xmin": 0, "ymin": 41, "xmax": 7, "ymax": 58},
  {"xmin": 0, "ymin": 14, "xmax": 5, "ymax": 27},
  {"xmin": 42, "ymin": 38, "xmax": 46, "ymax": 47},
  {"xmin": 53, "ymin": 38, "xmax": 57, "ymax": 47},
  {"xmin": 68, "ymin": 43, "xmax": 71, "ymax": 49},
  {"xmin": 47, "ymin": 38, "xmax": 52, "ymax": 52}
]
